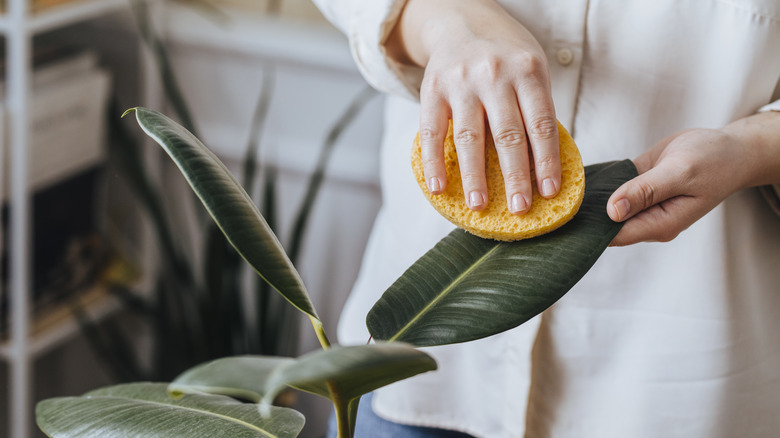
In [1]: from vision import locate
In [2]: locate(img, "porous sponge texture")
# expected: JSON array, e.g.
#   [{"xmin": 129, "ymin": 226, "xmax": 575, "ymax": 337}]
[{"xmin": 412, "ymin": 121, "xmax": 585, "ymax": 241}]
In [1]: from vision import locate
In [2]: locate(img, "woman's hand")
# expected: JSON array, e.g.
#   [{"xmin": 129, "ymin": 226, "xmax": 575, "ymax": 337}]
[
  {"xmin": 608, "ymin": 111, "xmax": 780, "ymax": 246},
  {"xmin": 387, "ymin": 0, "xmax": 561, "ymax": 214}
]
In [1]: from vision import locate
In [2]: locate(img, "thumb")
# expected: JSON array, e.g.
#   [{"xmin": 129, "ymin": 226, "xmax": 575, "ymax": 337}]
[{"xmin": 607, "ymin": 163, "xmax": 680, "ymax": 222}]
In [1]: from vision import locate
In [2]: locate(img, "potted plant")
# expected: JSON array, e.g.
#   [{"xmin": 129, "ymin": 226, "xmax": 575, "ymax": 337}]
[{"xmin": 36, "ymin": 107, "xmax": 636, "ymax": 437}]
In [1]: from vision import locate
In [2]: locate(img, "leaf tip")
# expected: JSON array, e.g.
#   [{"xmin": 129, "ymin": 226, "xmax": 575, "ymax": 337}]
[
  {"xmin": 121, "ymin": 107, "xmax": 138, "ymax": 118},
  {"xmin": 167, "ymin": 388, "xmax": 185, "ymax": 400}
]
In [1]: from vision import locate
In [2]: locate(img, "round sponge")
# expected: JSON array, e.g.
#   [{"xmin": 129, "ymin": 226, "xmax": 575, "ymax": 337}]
[{"xmin": 411, "ymin": 121, "xmax": 585, "ymax": 241}]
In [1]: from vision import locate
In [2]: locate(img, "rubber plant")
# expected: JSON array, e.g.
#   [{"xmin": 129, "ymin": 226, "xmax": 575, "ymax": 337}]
[{"xmin": 36, "ymin": 107, "xmax": 637, "ymax": 437}]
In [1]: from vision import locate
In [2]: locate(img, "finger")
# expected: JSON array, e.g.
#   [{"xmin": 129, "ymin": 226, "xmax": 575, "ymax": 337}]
[
  {"xmin": 610, "ymin": 196, "xmax": 702, "ymax": 246},
  {"xmin": 483, "ymin": 87, "xmax": 533, "ymax": 214},
  {"xmin": 606, "ymin": 163, "xmax": 684, "ymax": 223},
  {"xmin": 419, "ymin": 85, "xmax": 450, "ymax": 195},
  {"xmin": 632, "ymin": 134, "xmax": 677, "ymax": 175},
  {"xmin": 451, "ymin": 96, "xmax": 488, "ymax": 210},
  {"xmin": 516, "ymin": 79, "xmax": 560, "ymax": 199}
]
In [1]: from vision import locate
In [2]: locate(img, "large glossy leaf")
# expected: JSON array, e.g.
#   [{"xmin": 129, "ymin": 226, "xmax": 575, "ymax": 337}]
[
  {"xmin": 170, "ymin": 356, "xmax": 294, "ymax": 403},
  {"xmin": 366, "ymin": 160, "xmax": 638, "ymax": 346},
  {"xmin": 261, "ymin": 344, "xmax": 437, "ymax": 407},
  {"xmin": 125, "ymin": 107, "xmax": 319, "ymax": 321},
  {"xmin": 167, "ymin": 345, "xmax": 436, "ymax": 412},
  {"xmin": 36, "ymin": 383, "xmax": 304, "ymax": 438}
]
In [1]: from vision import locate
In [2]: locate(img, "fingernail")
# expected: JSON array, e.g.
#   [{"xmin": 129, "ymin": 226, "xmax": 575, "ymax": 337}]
[
  {"xmin": 428, "ymin": 177, "xmax": 442, "ymax": 194},
  {"xmin": 469, "ymin": 191, "xmax": 485, "ymax": 209},
  {"xmin": 511, "ymin": 193, "xmax": 529, "ymax": 214},
  {"xmin": 614, "ymin": 198, "xmax": 631, "ymax": 221},
  {"xmin": 541, "ymin": 178, "xmax": 557, "ymax": 197}
]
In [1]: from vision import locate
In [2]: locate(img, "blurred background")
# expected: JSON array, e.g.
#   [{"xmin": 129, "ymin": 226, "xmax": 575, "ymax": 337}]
[{"xmin": 0, "ymin": 0, "xmax": 384, "ymax": 436}]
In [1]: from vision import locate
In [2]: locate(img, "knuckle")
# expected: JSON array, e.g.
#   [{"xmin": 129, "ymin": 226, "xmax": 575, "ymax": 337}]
[
  {"xmin": 527, "ymin": 117, "xmax": 558, "ymax": 140},
  {"xmin": 503, "ymin": 170, "xmax": 531, "ymax": 188},
  {"xmin": 517, "ymin": 53, "xmax": 548, "ymax": 79},
  {"xmin": 450, "ymin": 63, "xmax": 468, "ymax": 81},
  {"xmin": 419, "ymin": 127, "xmax": 440, "ymax": 142},
  {"xmin": 420, "ymin": 71, "xmax": 444, "ymax": 95},
  {"xmin": 477, "ymin": 57, "xmax": 503, "ymax": 81},
  {"xmin": 636, "ymin": 181, "xmax": 658, "ymax": 208},
  {"xmin": 454, "ymin": 128, "xmax": 481, "ymax": 146},
  {"xmin": 422, "ymin": 156, "xmax": 440, "ymax": 170},
  {"xmin": 534, "ymin": 153, "xmax": 558, "ymax": 171},
  {"xmin": 460, "ymin": 171, "xmax": 484, "ymax": 186},
  {"xmin": 493, "ymin": 129, "xmax": 526, "ymax": 149}
]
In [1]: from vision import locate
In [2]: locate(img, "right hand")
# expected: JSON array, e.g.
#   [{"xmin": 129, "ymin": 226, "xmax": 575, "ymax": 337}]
[{"xmin": 387, "ymin": 0, "xmax": 561, "ymax": 214}]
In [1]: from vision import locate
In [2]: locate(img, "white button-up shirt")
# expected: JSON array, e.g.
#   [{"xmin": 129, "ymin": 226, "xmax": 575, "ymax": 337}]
[{"xmin": 313, "ymin": 1, "xmax": 780, "ymax": 436}]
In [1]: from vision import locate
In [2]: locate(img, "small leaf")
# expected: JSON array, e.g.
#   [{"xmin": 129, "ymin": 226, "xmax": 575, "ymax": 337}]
[
  {"xmin": 261, "ymin": 343, "xmax": 437, "ymax": 407},
  {"xmin": 170, "ymin": 356, "xmax": 295, "ymax": 403},
  {"xmin": 36, "ymin": 382, "xmax": 304, "ymax": 438},
  {"xmin": 125, "ymin": 107, "xmax": 319, "ymax": 321},
  {"xmin": 366, "ymin": 160, "xmax": 638, "ymax": 346}
]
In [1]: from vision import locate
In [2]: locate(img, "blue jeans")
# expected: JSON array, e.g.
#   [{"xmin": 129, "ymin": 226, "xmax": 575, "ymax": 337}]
[{"xmin": 326, "ymin": 393, "xmax": 475, "ymax": 438}]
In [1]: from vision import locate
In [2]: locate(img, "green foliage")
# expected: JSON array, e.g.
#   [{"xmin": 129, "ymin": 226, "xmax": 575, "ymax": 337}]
[
  {"xmin": 36, "ymin": 383, "xmax": 305, "ymax": 438},
  {"xmin": 366, "ymin": 160, "xmax": 638, "ymax": 346},
  {"xmin": 37, "ymin": 108, "xmax": 636, "ymax": 438},
  {"xmin": 39, "ymin": 108, "xmax": 436, "ymax": 438},
  {"xmin": 170, "ymin": 356, "xmax": 294, "ymax": 403},
  {"xmin": 128, "ymin": 107, "xmax": 321, "ymax": 321}
]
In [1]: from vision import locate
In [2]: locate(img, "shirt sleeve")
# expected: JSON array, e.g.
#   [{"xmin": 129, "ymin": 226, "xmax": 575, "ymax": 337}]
[
  {"xmin": 312, "ymin": 0, "xmax": 424, "ymax": 101},
  {"xmin": 757, "ymin": 80, "xmax": 780, "ymax": 217}
]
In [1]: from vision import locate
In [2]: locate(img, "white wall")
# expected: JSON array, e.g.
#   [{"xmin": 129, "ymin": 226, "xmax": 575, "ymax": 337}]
[{"xmin": 162, "ymin": 6, "xmax": 385, "ymax": 436}]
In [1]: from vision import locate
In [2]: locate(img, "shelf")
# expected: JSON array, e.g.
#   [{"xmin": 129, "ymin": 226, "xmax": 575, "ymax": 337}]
[
  {"xmin": 0, "ymin": 0, "xmax": 128, "ymax": 35},
  {"xmin": 0, "ymin": 284, "xmax": 121, "ymax": 360}
]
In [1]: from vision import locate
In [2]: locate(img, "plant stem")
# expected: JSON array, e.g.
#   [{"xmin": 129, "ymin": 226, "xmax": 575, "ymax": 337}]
[
  {"xmin": 310, "ymin": 316, "xmax": 331, "ymax": 350},
  {"xmin": 328, "ymin": 382, "xmax": 351, "ymax": 438}
]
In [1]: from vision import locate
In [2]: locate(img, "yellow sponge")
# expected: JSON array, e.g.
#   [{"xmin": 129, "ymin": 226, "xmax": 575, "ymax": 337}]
[{"xmin": 411, "ymin": 121, "xmax": 585, "ymax": 241}]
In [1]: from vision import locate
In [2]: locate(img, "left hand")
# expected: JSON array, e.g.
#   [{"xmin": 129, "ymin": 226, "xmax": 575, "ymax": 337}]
[{"xmin": 607, "ymin": 128, "xmax": 756, "ymax": 246}]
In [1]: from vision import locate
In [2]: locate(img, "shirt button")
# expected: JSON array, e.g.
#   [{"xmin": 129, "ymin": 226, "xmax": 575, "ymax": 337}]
[{"xmin": 556, "ymin": 48, "xmax": 574, "ymax": 66}]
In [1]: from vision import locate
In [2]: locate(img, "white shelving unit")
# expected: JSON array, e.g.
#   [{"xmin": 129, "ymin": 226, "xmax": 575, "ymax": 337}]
[{"xmin": 0, "ymin": 1, "xmax": 139, "ymax": 437}]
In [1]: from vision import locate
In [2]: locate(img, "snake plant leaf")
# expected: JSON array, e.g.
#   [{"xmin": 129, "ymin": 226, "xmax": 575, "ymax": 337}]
[
  {"xmin": 260, "ymin": 343, "xmax": 437, "ymax": 408},
  {"xmin": 124, "ymin": 107, "xmax": 319, "ymax": 321},
  {"xmin": 36, "ymin": 382, "xmax": 304, "ymax": 438},
  {"xmin": 366, "ymin": 160, "xmax": 638, "ymax": 346},
  {"xmin": 169, "ymin": 356, "xmax": 295, "ymax": 403}
]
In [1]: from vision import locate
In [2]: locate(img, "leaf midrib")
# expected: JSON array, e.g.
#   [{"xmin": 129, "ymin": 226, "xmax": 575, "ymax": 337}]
[
  {"xmin": 388, "ymin": 244, "xmax": 502, "ymax": 341},
  {"xmin": 88, "ymin": 395, "xmax": 279, "ymax": 438}
]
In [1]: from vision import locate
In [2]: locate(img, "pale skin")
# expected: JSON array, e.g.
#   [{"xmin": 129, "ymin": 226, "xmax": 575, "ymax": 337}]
[
  {"xmin": 387, "ymin": 0, "xmax": 562, "ymax": 215},
  {"xmin": 387, "ymin": 0, "xmax": 780, "ymax": 246},
  {"xmin": 608, "ymin": 111, "xmax": 780, "ymax": 246}
]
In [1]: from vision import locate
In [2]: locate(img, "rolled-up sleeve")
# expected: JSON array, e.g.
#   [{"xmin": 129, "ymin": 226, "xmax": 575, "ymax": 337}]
[
  {"xmin": 758, "ymin": 78, "xmax": 780, "ymax": 217},
  {"xmin": 313, "ymin": 0, "xmax": 424, "ymax": 101},
  {"xmin": 758, "ymin": 99, "xmax": 780, "ymax": 113}
]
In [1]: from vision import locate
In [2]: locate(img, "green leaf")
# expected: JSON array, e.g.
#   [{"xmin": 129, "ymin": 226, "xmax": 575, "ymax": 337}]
[
  {"xmin": 366, "ymin": 160, "xmax": 638, "ymax": 347},
  {"xmin": 170, "ymin": 356, "xmax": 295, "ymax": 403},
  {"xmin": 168, "ymin": 345, "xmax": 436, "ymax": 414},
  {"xmin": 36, "ymin": 383, "xmax": 304, "ymax": 438},
  {"xmin": 261, "ymin": 343, "xmax": 437, "ymax": 406},
  {"xmin": 124, "ymin": 107, "xmax": 319, "ymax": 322}
]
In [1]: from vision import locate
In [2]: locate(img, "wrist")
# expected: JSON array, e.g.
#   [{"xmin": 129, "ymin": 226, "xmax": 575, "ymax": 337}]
[
  {"xmin": 721, "ymin": 111, "xmax": 780, "ymax": 188},
  {"xmin": 386, "ymin": 0, "xmax": 506, "ymax": 68}
]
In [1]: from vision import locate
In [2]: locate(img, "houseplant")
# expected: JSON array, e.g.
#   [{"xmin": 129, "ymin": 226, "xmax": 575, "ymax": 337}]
[
  {"xmin": 36, "ymin": 107, "xmax": 637, "ymax": 437},
  {"xmin": 77, "ymin": 0, "xmax": 380, "ymax": 381}
]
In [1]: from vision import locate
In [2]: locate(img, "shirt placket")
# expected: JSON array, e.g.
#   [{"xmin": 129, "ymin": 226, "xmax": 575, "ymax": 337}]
[{"xmin": 547, "ymin": 0, "xmax": 589, "ymax": 133}]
